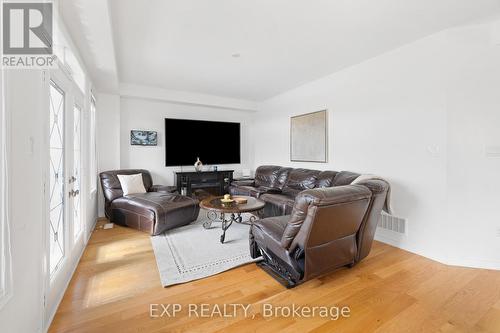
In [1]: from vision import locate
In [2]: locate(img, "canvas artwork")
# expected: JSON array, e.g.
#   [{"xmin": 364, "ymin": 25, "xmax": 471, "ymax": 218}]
[
  {"xmin": 290, "ymin": 110, "xmax": 327, "ymax": 162},
  {"xmin": 130, "ymin": 130, "xmax": 158, "ymax": 146}
]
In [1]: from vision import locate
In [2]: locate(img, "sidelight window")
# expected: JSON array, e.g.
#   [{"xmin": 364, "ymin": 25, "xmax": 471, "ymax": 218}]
[{"xmin": 48, "ymin": 82, "xmax": 66, "ymax": 275}]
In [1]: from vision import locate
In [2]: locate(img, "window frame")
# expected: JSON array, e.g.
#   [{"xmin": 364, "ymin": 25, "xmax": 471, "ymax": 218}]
[
  {"xmin": 89, "ymin": 94, "xmax": 97, "ymax": 195},
  {"xmin": 0, "ymin": 58, "xmax": 13, "ymax": 310},
  {"xmin": 72, "ymin": 103, "xmax": 83, "ymax": 239}
]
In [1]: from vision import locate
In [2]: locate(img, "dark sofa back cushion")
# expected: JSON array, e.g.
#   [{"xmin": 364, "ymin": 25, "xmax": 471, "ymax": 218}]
[
  {"xmin": 100, "ymin": 169, "xmax": 153, "ymax": 203},
  {"xmin": 333, "ymin": 171, "xmax": 361, "ymax": 186},
  {"xmin": 254, "ymin": 165, "xmax": 282, "ymax": 188},
  {"xmin": 283, "ymin": 169, "xmax": 320, "ymax": 193},
  {"xmin": 276, "ymin": 167, "xmax": 293, "ymax": 189},
  {"xmin": 316, "ymin": 171, "xmax": 338, "ymax": 188}
]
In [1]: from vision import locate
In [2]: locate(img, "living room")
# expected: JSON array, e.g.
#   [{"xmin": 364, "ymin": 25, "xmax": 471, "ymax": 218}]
[{"xmin": 1, "ymin": 1, "xmax": 500, "ymax": 332}]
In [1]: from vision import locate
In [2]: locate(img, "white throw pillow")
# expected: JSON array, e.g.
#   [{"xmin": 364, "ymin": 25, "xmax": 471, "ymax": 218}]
[{"xmin": 117, "ymin": 174, "xmax": 147, "ymax": 196}]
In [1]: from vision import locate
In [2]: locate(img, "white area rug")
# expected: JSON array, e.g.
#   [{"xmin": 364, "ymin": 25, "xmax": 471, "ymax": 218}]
[{"xmin": 150, "ymin": 210, "xmax": 261, "ymax": 287}]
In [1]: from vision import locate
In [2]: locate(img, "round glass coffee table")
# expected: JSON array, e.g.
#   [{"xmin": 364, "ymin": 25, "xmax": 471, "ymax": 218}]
[{"xmin": 200, "ymin": 196, "xmax": 265, "ymax": 243}]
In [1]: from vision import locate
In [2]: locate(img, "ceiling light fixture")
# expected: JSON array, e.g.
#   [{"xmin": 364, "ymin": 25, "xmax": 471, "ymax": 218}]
[{"xmin": 231, "ymin": 53, "xmax": 241, "ymax": 58}]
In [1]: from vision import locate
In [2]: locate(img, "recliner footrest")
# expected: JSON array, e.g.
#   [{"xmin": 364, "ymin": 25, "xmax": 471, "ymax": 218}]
[{"xmin": 259, "ymin": 248, "xmax": 303, "ymax": 288}]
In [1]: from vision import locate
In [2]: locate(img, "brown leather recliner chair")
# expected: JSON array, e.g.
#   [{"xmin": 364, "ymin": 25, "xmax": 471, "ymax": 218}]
[
  {"xmin": 249, "ymin": 179, "xmax": 389, "ymax": 287},
  {"xmin": 100, "ymin": 169, "xmax": 200, "ymax": 235}
]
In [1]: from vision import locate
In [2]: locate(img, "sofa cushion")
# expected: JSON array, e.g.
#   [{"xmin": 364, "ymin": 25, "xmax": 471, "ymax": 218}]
[
  {"xmin": 252, "ymin": 215, "xmax": 289, "ymax": 244},
  {"xmin": 316, "ymin": 171, "xmax": 338, "ymax": 188},
  {"xmin": 254, "ymin": 165, "xmax": 282, "ymax": 188},
  {"xmin": 283, "ymin": 169, "xmax": 319, "ymax": 193},
  {"xmin": 250, "ymin": 215, "xmax": 299, "ymax": 270},
  {"xmin": 231, "ymin": 179, "xmax": 255, "ymax": 187},
  {"xmin": 260, "ymin": 193, "xmax": 296, "ymax": 216},
  {"xmin": 275, "ymin": 167, "xmax": 293, "ymax": 190},
  {"xmin": 111, "ymin": 192, "xmax": 199, "ymax": 235},
  {"xmin": 261, "ymin": 193, "xmax": 296, "ymax": 206},
  {"xmin": 333, "ymin": 171, "xmax": 361, "ymax": 186},
  {"xmin": 229, "ymin": 185, "xmax": 278, "ymax": 198}
]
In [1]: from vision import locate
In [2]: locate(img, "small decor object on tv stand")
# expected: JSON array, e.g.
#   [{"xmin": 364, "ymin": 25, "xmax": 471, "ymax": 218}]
[
  {"xmin": 194, "ymin": 157, "xmax": 203, "ymax": 172},
  {"xmin": 130, "ymin": 130, "xmax": 158, "ymax": 146}
]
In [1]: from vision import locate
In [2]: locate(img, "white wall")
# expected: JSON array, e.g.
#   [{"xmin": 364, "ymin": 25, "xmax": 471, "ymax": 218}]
[
  {"xmin": 119, "ymin": 97, "xmax": 255, "ymax": 186},
  {"xmin": 0, "ymin": 71, "xmax": 46, "ymax": 333},
  {"xmin": 444, "ymin": 22, "xmax": 500, "ymax": 268},
  {"xmin": 96, "ymin": 93, "xmax": 121, "ymax": 217},
  {"xmin": 253, "ymin": 19, "xmax": 500, "ymax": 269}
]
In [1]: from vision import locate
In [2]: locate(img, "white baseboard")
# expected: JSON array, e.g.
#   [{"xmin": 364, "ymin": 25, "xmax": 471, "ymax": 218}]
[
  {"xmin": 444, "ymin": 257, "xmax": 500, "ymax": 271},
  {"xmin": 374, "ymin": 228, "xmax": 407, "ymax": 248},
  {"xmin": 374, "ymin": 229, "xmax": 500, "ymax": 271}
]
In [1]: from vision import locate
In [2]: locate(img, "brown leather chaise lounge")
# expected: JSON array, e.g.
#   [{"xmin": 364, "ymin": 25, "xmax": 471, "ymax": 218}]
[
  {"xmin": 230, "ymin": 166, "xmax": 389, "ymax": 287},
  {"xmin": 100, "ymin": 169, "xmax": 199, "ymax": 235}
]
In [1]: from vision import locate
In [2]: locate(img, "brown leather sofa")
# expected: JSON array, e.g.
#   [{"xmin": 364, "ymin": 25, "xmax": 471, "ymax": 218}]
[
  {"xmin": 231, "ymin": 165, "xmax": 389, "ymax": 287},
  {"xmin": 100, "ymin": 169, "xmax": 199, "ymax": 235},
  {"xmin": 230, "ymin": 166, "xmax": 361, "ymax": 217}
]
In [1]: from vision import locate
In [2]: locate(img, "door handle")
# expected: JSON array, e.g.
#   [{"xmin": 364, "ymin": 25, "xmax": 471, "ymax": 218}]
[{"xmin": 69, "ymin": 189, "xmax": 80, "ymax": 197}]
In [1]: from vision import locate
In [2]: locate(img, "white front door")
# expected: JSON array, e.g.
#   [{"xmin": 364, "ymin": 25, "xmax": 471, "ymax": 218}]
[{"xmin": 44, "ymin": 67, "xmax": 86, "ymax": 321}]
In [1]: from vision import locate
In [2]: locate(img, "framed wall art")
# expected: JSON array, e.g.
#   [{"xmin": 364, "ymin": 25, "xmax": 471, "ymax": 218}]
[
  {"xmin": 290, "ymin": 110, "xmax": 327, "ymax": 162},
  {"xmin": 130, "ymin": 130, "xmax": 158, "ymax": 146}
]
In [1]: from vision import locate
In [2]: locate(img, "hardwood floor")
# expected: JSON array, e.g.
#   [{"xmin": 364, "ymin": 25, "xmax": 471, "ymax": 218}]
[{"xmin": 49, "ymin": 221, "xmax": 500, "ymax": 333}]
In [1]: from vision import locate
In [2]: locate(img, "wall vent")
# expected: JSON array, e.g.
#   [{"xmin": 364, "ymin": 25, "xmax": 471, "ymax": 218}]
[{"xmin": 378, "ymin": 212, "xmax": 407, "ymax": 234}]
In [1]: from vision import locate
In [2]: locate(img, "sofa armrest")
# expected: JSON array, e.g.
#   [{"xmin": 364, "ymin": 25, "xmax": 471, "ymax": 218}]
[
  {"xmin": 231, "ymin": 179, "xmax": 255, "ymax": 187},
  {"xmin": 149, "ymin": 185, "xmax": 177, "ymax": 193},
  {"xmin": 299, "ymin": 185, "xmax": 372, "ymax": 206}
]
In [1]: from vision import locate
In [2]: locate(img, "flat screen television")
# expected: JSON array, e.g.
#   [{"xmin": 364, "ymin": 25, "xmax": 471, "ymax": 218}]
[{"xmin": 165, "ymin": 118, "xmax": 241, "ymax": 166}]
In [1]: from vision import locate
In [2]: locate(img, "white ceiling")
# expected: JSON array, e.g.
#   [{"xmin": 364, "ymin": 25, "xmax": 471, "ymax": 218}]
[
  {"xmin": 64, "ymin": 0, "xmax": 500, "ymax": 101},
  {"xmin": 60, "ymin": 0, "xmax": 119, "ymax": 93}
]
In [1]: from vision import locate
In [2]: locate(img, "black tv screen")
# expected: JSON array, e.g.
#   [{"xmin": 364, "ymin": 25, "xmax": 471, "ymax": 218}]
[{"xmin": 165, "ymin": 118, "xmax": 241, "ymax": 166}]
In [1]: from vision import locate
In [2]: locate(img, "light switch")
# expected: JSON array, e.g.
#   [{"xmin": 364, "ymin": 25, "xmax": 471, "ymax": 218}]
[
  {"xmin": 426, "ymin": 145, "xmax": 440, "ymax": 157},
  {"xmin": 485, "ymin": 145, "xmax": 500, "ymax": 157},
  {"xmin": 28, "ymin": 136, "xmax": 34, "ymax": 155}
]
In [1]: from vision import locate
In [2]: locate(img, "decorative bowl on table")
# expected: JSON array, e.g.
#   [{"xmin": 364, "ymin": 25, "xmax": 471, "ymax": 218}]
[
  {"xmin": 220, "ymin": 194, "xmax": 234, "ymax": 205},
  {"xmin": 233, "ymin": 197, "xmax": 248, "ymax": 204}
]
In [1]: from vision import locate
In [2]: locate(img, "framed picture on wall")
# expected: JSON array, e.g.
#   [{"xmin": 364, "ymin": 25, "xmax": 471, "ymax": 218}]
[
  {"xmin": 130, "ymin": 130, "xmax": 158, "ymax": 146},
  {"xmin": 290, "ymin": 110, "xmax": 328, "ymax": 162}
]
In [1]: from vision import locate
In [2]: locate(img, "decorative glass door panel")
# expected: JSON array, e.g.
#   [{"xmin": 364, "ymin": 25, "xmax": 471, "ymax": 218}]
[
  {"xmin": 72, "ymin": 105, "xmax": 82, "ymax": 238},
  {"xmin": 49, "ymin": 82, "xmax": 65, "ymax": 274}
]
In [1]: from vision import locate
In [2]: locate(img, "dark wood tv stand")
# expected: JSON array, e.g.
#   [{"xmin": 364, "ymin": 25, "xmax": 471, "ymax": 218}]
[{"xmin": 175, "ymin": 170, "xmax": 234, "ymax": 197}]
